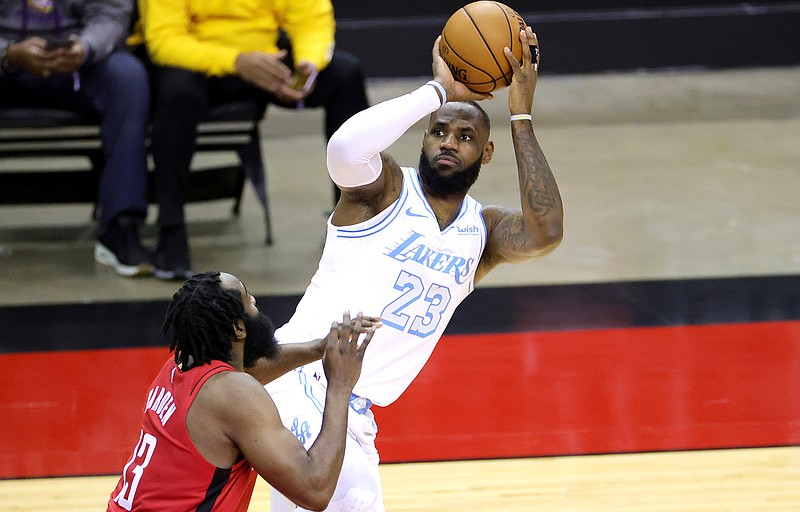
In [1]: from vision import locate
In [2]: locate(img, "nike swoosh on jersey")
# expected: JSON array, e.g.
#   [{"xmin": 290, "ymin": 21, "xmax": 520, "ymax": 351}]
[{"xmin": 405, "ymin": 207, "xmax": 427, "ymax": 218}]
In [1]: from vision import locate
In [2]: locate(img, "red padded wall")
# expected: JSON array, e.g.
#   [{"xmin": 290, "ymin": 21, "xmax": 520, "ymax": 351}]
[{"xmin": 2, "ymin": 321, "xmax": 799, "ymax": 478}]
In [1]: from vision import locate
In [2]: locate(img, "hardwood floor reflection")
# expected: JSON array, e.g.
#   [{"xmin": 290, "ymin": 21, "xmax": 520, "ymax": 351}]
[{"xmin": 2, "ymin": 447, "xmax": 798, "ymax": 511}]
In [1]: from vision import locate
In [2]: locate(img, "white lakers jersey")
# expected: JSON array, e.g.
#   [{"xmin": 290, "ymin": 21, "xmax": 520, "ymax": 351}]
[{"xmin": 275, "ymin": 167, "xmax": 487, "ymax": 406}]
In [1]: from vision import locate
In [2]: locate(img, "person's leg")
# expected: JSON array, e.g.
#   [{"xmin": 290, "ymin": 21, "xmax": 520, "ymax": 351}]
[
  {"xmin": 150, "ymin": 66, "xmax": 209, "ymax": 279},
  {"xmin": 265, "ymin": 369, "xmax": 384, "ymax": 512},
  {"xmin": 0, "ymin": 72, "xmax": 89, "ymax": 109},
  {"xmin": 207, "ymin": 74, "xmax": 269, "ymax": 108},
  {"xmin": 303, "ymin": 51, "xmax": 369, "ymax": 141},
  {"xmin": 265, "ymin": 368, "xmax": 327, "ymax": 512},
  {"xmin": 325, "ymin": 409, "xmax": 383, "ymax": 512},
  {"xmin": 81, "ymin": 51, "xmax": 150, "ymax": 237},
  {"xmin": 1, "ymin": 58, "xmax": 152, "ymax": 276},
  {"xmin": 266, "ymin": 368, "xmax": 326, "ymax": 511},
  {"xmin": 296, "ymin": 50, "xmax": 369, "ymax": 206}
]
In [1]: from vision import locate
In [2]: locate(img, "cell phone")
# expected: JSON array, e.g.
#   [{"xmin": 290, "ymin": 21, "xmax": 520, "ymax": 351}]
[
  {"xmin": 45, "ymin": 38, "xmax": 74, "ymax": 50},
  {"xmin": 289, "ymin": 69, "xmax": 318, "ymax": 93}
]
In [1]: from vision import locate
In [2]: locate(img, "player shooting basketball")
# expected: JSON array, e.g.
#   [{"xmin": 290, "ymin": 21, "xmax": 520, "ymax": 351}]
[{"xmin": 266, "ymin": 25, "xmax": 563, "ymax": 511}]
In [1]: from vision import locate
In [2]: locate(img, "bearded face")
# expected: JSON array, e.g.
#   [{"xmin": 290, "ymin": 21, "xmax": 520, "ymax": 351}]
[
  {"xmin": 242, "ymin": 311, "xmax": 278, "ymax": 368},
  {"xmin": 417, "ymin": 149, "xmax": 482, "ymax": 197}
]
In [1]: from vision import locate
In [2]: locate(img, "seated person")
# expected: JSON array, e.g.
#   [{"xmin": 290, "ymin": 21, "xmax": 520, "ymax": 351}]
[
  {"xmin": 136, "ymin": 0, "xmax": 370, "ymax": 280},
  {"xmin": 0, "ymin": 0, "xmax": 152, "ymax": 277}
]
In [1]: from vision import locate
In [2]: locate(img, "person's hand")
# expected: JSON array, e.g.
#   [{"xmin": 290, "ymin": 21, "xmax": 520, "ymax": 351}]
[
  {"xmin": 504, "ymin": 27, "xmax": 539, "ymax": 116},
  {"xmin": 5, "ymin": 37, "xmax": 59, "ymax": 77},
  {"xmin": 235, "ymin": 49, "xmax": 303, "ymax": 102},
  {"xmin": 48, "ymin": 36, "xmax": 85, "ymax": 74},
  {"xmin": 307, "ymin": 314, "xmax": 381, "ymax": 356},
  {"xmin": 322, "ymin": 311, "xmax": 380, "ymax": 392},
  {"xmin": 430, "ymin": 35, "xmax": 492, "ymax": 104},
  {"xmin": 274, "ymin": 60, "xmax": 316, "ymax": 104}
]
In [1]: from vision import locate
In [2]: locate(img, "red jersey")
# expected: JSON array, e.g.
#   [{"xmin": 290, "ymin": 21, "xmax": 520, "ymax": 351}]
[{"xmin": 107, "ymin": 358, "xmax": 257, "ymax": 512}]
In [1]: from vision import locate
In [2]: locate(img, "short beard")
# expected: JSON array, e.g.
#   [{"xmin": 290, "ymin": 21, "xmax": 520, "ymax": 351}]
[
  {"xmin": 242, "ymin": 312, "xmax": 279, "ymax": 368},
  {"xmin": 418, "ymin": 150, "xmax": 481, "ymax": 197}
]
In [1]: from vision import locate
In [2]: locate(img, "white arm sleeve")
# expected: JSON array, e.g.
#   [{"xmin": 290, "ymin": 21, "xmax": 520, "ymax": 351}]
[{"xmin": 326, "ymin": 84, "xmax": 443, "ymax": 188}]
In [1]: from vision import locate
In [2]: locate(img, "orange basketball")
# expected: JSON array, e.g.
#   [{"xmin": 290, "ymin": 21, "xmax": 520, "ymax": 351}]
[{"xmin": 439, "ymin": 1, "xmax": 527, "ymax": 93}]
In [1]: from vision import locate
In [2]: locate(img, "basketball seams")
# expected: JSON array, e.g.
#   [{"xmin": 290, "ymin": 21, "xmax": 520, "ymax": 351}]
[
  {"xmin": 498, "ymin": 4, "xmax": 515, "ymax": 86},
  {"xmin": 464, "ymin": 3, "xmax": 509, "ymax": 90},
  {"xmin": 442, "ymin": 11, "xmax": 495, "ymax": 85},
  {"xmin": 441, "ymin": 34, "xmax": 495, "ymax": 84},
  {"xmin": 439, "ymin": 1, "xmax": 526, "ymax": 93}
]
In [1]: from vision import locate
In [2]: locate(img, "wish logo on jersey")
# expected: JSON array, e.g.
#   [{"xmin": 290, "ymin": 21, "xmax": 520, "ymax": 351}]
[
  {"xmin": 458, "ymin": 225, "xmax": 481, "ymax": 235},
  {"xmin": 384, "ymin": 230, "xmax": 474, "ymax": 284}
]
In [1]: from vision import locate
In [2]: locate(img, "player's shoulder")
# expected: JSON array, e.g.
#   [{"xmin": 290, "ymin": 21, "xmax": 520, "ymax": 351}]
[
  {"xmin": 199, "ymin": 370, "xmax": 267, "ymax": 406},
  {"xmin": 192, "ymin": 370, "xmax": 276, "ymax": 430},
  {"xmin": 213, "ymin": 370, "xmax": 263, "ymax": 391}
]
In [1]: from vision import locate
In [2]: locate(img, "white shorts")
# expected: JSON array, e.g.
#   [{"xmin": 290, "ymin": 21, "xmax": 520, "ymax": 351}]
[{"xmin": 265, "ymin": 367, "xmax": 385, "ymax": 512}]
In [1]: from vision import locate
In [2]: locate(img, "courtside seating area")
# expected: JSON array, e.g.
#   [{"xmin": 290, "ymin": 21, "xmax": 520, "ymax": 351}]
[{"xmin": 0, "ymin": 98, "xmax": 273, "ymax": 244}]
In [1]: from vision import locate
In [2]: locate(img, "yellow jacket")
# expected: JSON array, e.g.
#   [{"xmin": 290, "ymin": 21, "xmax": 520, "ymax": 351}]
[{"xmin": 138, "ymin": 0, "xmax": 335, "ymax": 76}]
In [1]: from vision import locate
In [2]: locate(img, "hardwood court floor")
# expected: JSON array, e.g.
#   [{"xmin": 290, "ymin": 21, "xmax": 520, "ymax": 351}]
[{"xmin": 1, "ymin": 447, "xmax": 798, "ymax": 511}]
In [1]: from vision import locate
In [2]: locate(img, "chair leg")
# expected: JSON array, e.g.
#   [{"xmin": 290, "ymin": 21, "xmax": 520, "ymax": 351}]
[
  {"xmin": 232, "ymin": 169, "xmax": 246, "ymax": 216},
  {"xmin": 236, "ymin": 126, "xmax": 272, "ymax": 245},
  {"xmin": 89, "ymin": 150, "xmax": 105, "ymax": 221}
]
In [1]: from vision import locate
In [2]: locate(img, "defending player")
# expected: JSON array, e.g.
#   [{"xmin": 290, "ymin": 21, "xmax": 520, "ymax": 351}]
[
  {"xmin": 266, "ymin": 27, "xmax": 562, "ymax": 511},
  {"xmin": 107, "ymin": 272, "xmax": 379, "ymax": 511}
]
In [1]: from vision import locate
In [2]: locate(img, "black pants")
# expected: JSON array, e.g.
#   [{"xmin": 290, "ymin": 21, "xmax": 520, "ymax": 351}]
[{"xmin": 149, "ymin": 50, "xmax": 369, "ymax": 228}]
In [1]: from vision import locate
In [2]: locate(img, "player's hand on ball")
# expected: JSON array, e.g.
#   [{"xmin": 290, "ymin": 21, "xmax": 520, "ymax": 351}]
[
  {"xmin": 431, "ymin": 36, "xmax": 492, "ymax": 103},
  {"xmin": 505, "ymin": 27, "xmax": 538, "ymax": 115}
]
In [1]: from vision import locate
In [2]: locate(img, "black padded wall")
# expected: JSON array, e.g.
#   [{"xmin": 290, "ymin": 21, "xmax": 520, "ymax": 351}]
[{"xmin": 332, "ymin": 1, "xmax": 800, "ymax": 77}]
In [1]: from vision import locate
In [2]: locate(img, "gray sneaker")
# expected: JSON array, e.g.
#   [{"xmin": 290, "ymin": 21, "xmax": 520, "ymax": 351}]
[{"xmin": 95, "ymin": 215, "xmax": 154, "ymax": 277}]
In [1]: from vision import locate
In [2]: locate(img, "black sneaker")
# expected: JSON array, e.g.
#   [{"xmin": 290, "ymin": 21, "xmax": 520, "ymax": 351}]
[
  {"xmin": 95, "ymin": 215, "xmax": 154, "ymax": 277},
  {"xmin": 153, "ymin": 225, "xmax": 194, "ymax": 281}
]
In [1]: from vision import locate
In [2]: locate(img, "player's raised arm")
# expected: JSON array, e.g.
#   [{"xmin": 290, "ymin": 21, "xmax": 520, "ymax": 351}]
[
  {"xmin": 326, "ymin": 37, "xmax": 489, "ymax": 214},
  {"xmin": 476, "ymin": 28, "xmax": 563, "ymax": 281}
]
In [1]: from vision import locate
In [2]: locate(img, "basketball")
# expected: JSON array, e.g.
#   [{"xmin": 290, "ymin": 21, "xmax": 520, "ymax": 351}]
[{"xmin": 439, "ymin": 1, "xmax": 527, "ymax": 93}]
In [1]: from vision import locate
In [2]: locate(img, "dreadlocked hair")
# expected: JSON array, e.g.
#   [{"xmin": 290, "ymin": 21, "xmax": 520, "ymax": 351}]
[{"xmin": 162, "ymin": 271, "xmax": 245, "ymax": 369}]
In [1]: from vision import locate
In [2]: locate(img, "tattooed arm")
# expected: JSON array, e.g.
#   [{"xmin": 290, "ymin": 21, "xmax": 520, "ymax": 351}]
[{"xmin": 476, "ymin": 28, "xmax": 563, "ymax": 282}]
